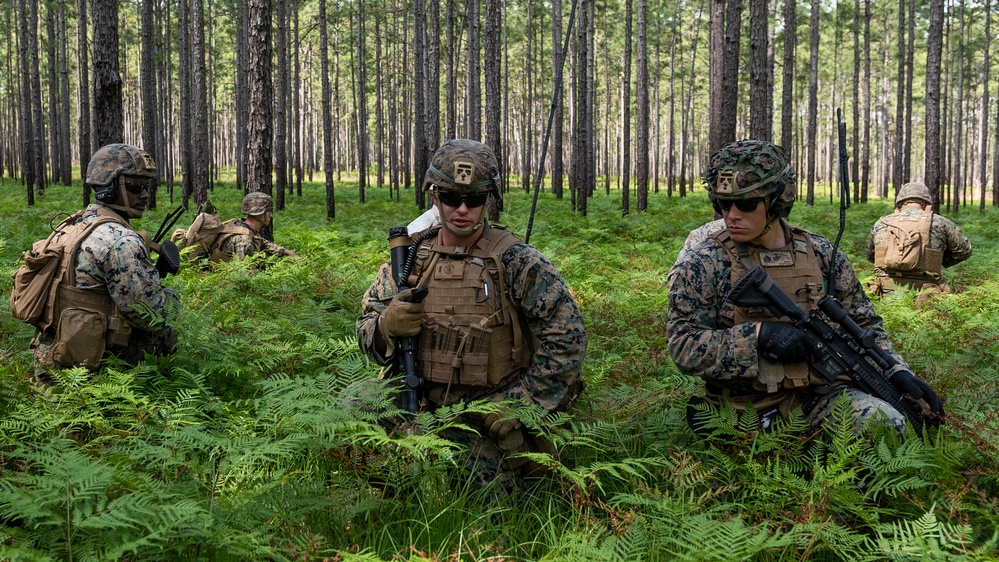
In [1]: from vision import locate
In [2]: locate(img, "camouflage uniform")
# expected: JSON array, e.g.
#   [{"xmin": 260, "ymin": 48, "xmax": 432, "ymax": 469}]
[
  {"xmin": 32, "ymin": 205, "xmax": 179, "ymax": 371},
  {"xmin": 667, "ymin": 140, "xmax": 915, "ymax": 434},
  {"xmin": 215, "ymin": 218, "xmax": 292, "ymax": 261},
  {"xmin": 215, "ymin": 192, "xmax": 293, "ymax": 261},
  {"xmin": 866, "ymin": 182, "xmax": 972, "ymax": 302},
  {"xmin": 682, "ymin": 218, "xmax": 726, "ymax": 252},
  {"xmin": 357, "ymin": 139, "xmax": 587, "ymax": 490}
]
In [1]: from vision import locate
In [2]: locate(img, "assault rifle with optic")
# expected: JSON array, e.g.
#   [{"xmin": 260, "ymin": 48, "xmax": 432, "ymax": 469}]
[{"xmin": 728, "ymin": 109, "xmax": 934, "ymax": 435}]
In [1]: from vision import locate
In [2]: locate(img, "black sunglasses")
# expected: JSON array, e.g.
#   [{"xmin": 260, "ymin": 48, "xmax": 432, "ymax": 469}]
[
  {"xmin": 122, "ymin": 175, "xmax": 155, "ymax": 195},
  {"xmin": 437, "ymin": 189, "xmax": 489, "ymax": 208},
  {"xmin": 718, "ymin": 197, "xmax": 765, "ymax": 213}
]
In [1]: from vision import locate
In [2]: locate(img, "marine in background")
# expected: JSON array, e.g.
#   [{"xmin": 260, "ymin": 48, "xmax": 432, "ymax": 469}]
[
  {"xmin": 171, "ymin": 192, "xmax": 297, "ymax": 264},
  {"xmin": 865, "ymin": 181, "xmax": 972, "ymax": 304}
]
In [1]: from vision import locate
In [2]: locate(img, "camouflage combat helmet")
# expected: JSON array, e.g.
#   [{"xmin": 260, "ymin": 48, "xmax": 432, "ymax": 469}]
[
  {"xmin": 895, "ymin": 181, "xmax": 932, "ymax": 208},
  {"xmin": 424, "ymin": 139, "xmax": 502, "ymax": 196},
  {"xmin": 703, "ymin": 139, "xmax": 796, "ymax": 220},
  {"xmin": 242, "ymin": 192, "xmax": 273, "ymax": 216},
  {"xmin": 86, "ymin": 143, "xmax": 157, "ymax": 203},
  {"xmin": 86, "ymin": 143, "xmax": 157, "ymax": 186}
]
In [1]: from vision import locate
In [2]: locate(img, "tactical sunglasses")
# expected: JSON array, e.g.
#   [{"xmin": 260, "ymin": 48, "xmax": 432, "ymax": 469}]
[
  {"xmin": 122, "ymin": 175, "xmax": 155, "ymax": 195},
  {"xmin": 436, "ymin": 189, "xmax": 489, "ymax": 208},
  {"xmin": 718, "ymin": 197, "xmax": 765, "ymax": 213}
]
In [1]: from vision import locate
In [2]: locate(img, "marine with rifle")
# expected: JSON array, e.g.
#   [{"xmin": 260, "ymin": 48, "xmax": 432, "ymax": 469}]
[
  {"xmin": 356, "ymin": 139, "xmax": 587, "ymax": 490},
  {"xmin": 666, "ymin": 139, "xmax": 944, "ymax": 435}
]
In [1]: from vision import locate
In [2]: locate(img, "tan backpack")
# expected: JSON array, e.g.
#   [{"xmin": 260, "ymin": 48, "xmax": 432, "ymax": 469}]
[
  {"xmin": 875, "ymin": 212, "xmax": 933, "ymax": 272},
  {"xmin": 171, "ymin": 202, "xmax": 250, "ymax": 263},
  {"xmin": 10, "ymin": 211, "xmax": 119, "ymax": 331}
]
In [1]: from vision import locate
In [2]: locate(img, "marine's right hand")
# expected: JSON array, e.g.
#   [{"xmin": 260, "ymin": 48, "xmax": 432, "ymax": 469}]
[
  {"xmin": 378, "ymin": 288, "xmax": 425, "ymax": 340},
  {"xmin": 757, "ymin": 322, "xmax": 809, "ymax": 364}
]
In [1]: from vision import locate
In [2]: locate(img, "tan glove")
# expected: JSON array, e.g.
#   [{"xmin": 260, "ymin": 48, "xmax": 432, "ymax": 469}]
[
  {"xmin": 484, "ymin": 398, "xmax": 525, "ymax": 451},
  {"xmin": 378, "ymin": 288, "xmax": 425, "ymax": 341}
]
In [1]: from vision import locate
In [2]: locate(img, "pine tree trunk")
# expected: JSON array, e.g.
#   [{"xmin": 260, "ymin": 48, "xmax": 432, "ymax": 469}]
[
  {"xmin": 355, "ymin": 0, "xmax": 367, "ymax": 203},
  {"xmin": 925, "ymin": 0, "xmax": 944, "ymax": 209},
  {"xmin": 622, "ymin": 0, "xmax": 632, "ymax": 216},
  {"xmin": 413, "ymin": 0, "xmax": 427, "ymax": 208},
  {"xmin": 805, "ymin": 0, "xmax": 819, "ymax": 206},
  {"xmin": 465, "ymin": 0, "xmax": 481, "ymax": 139},
  {"xmin": 781, "ymin": 0, "xmax": 795, "ymax": 154},
  {"xmin": 245, "ymin": 0, "xmax": 273, "ymax": 205},
  {"xmin": 636, "ymin": 0, "xmax": 649, "ymax": 211},
  {"xmin": 29, "ymin": 0, "xmax": 47, "ymax": 193},
  {"xmin": 485, "ymin": 0, "xmax": 502, "ymax": 221},
  {"xmin": 749, "ymin": 0, "xmax": 771, "ymax": 140},
  {"xmin": 191, "ymin": 0, "xmax": 209, "ymax": 206},
  {"xmin": 275, "ymin": 0, "xmax": 289, "ymax": 208},
  {"xmin": 141, "ymin": 0, "xmax": 158, "ymax": 205},
  {"xmin": 551, "ymin": 0, "xmax": 564, "ymax": 200},
  {"xmin": 319, "ymin": 0, "xmax": 335, "ymax": 219},
  {"xmin": 58, "ymin": 0, "xmax": 72, "ymax": 185},
  {"xmin": 17, "ymin": 0, "xmax": 36, "ymax": 204}
]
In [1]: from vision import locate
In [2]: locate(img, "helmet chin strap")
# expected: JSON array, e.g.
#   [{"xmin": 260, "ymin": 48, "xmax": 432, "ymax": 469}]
[{"xmin": 104, "ymin": 177, "xmax": 143, "ymax": 219}]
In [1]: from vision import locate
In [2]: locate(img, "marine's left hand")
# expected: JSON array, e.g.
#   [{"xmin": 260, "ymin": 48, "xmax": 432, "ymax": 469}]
[
  {"xmin": 485, "ymin": 401, "xmax": 524, "ymax": 450},
  {"xmin": 889, "ymin": 369, "xmax": 945, "ymax": 417}
]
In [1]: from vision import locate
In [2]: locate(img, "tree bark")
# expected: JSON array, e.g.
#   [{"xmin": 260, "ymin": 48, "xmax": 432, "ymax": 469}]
[
  {"xmin": 141, "ymin": 0, "xmax": 158, "ymax": 206},
  {"xmin": 191, "ymin": 0, "xmax": 209, "ymax": 206},
  {"xmin": 622, "ymin": 0, "xmax": 632, "ymax": 216},
  {"xmin": 246, "ymin": 0, "xmax": 273, "ymax": 217},
  {"xmin": 635, "ymin": 0, "xmax": 649, "ymax": 211},
  {"xmin": 320, "ymin": 0, "xmax": 335, "ymax": 219},
  {"xmin": 29, "ymin": 0, "xmax": 47, "ymax": 194},
  {"xmin": 76, "ymin": 0, "xmax": 91, "ymax": 195},
  {"xmin": 749, "ymin": 0, "xmax": 772, "ymax": 140},
  {"xmin": 17, "ymin": 0, "xmax": 36, "ymax": 204},
  {"xmin": 924, "ymin": 0, "xmax": 944, "ymax": 209},
  {"xmin": 465, "ymin": 0, "xmax": 482, "ymax": 139},
  {"xmin": 355, "ymin": 0, "xmax": 367, "ymax": 203},
  {"xmin": 781, "ymin": 0, "xmax": 795, "ymax": 154},
  {"xmin": 275, "ymin": 0, "xmax": 289, "ymax": 209},
  {"xmin": 805, "ymin": 0, "xmax": 819, "ymax": 205},
  {"xmin": 485, "ymin": 0, "xmax": 502, "ymax": 221},
  {"xmin": 92, "ymin": 0, "xmax": 122, "ymax": 149}
]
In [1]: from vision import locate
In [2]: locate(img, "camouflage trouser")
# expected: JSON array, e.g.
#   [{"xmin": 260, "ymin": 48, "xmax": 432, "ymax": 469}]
[
  {"xmin": 688, "ymin": 382, "xmax": 908, "ymax": 437},
  {"xmin": 803, "ymin": 382, "xmax": 908, "ymax": 435}
]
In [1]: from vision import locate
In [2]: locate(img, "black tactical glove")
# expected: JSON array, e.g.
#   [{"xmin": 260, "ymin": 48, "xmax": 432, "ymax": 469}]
[
  {"xmin": 757, "ymin": 322, "xmax": 809, "ymax": 364},
  {"xmin": 888, "ymin": 369, "xmax": 945, "ymax": 417}
]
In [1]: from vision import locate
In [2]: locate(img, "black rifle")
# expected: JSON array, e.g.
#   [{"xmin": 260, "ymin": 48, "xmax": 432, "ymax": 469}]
[
  {"xmin": 388, "ymin": 227, "xmax": 429, "ymax": 414},
  {"xmin": 728, "ymin": 265, "xmax": 929, "ymax": 435},
  {"xmin": 148, "ymin": 205, "xmax": 185, "ymax": 277}
]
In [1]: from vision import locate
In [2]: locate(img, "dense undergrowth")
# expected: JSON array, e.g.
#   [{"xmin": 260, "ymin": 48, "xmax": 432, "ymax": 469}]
[{"xmin": 1, "ymin": 178, "xmax": 997, "ymax": 561}]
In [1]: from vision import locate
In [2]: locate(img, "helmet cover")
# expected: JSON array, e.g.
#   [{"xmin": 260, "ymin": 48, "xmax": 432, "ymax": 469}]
[
  {"xmin": 424, "ymin": 139, "xmax": 501, "ymax": 196},
  {"xmin": 895, "ymin": 181, "xmax": 932, "ymax": 207},
  {"xmin": 242, "ymin": 192, "xmax": 274, "ymax": 216},
  {"xmin": 86, "ymin": 143, "xmax": 157, "ymax": 187},
  {"xmin": 703, "ymin": 139, "xmax": 796, "ymax": 219}
]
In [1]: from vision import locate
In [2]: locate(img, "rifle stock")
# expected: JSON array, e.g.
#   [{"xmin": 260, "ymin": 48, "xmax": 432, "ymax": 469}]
[{"xmin": 729, "ymin": 265, "xmax": 927, "ymax": 435}]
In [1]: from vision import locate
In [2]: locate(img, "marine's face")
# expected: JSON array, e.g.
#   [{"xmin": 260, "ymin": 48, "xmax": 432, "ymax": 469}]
[
  {"xmin": 437, "ymin": 188, "xmax": 488, "ymax": 244},
  {"xmin": 721, "ymin": 197, "xmax": 769, "ymax": 244},
  {"xmin": 119, "ymin": 174, "xmax": 152, "ymax": 216}
]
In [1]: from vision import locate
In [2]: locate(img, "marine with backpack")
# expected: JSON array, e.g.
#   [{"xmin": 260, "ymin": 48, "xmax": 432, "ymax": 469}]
[{"xmin": 10, "ymin": 144, "xmax": 180, "ymax": 376}]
